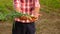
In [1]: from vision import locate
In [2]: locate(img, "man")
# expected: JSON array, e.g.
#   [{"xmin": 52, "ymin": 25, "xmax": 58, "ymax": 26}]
[{"xmin": 12, "ymin": 0, "xmax": 40, "ymax": 34}]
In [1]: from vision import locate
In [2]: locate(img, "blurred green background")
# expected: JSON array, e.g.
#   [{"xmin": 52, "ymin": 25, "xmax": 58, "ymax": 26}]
[{"xmin": 0, "ymin": 0, "xmax": 60, "ymax": 34}]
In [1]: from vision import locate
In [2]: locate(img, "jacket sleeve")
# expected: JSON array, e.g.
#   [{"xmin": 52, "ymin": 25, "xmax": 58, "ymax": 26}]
[{"xmin": 35, "ymin": 0, "xmax": 40, "ymax": 8}]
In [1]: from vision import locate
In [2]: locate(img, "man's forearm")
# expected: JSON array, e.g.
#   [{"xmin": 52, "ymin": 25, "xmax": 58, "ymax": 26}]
[
  {"xmin": 34, "ymin": 7, "xmax": 40, "ymax": 13},
  {"xmin": 15, "ymin": 7, "xmax": 21, "ymax": 13}
]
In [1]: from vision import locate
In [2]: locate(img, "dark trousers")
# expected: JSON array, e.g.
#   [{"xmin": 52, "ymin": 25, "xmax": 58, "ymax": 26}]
[{"xmin": 12, "ymin": 21, "xmax": 35, "ymax": 34}]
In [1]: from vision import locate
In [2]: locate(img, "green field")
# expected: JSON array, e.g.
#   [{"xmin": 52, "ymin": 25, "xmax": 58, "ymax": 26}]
[{"xmin": 0, "ymin": 0, "xmax": 60, "ymax": 34}]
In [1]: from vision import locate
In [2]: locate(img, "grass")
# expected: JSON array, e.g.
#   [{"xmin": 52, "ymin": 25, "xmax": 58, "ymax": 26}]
[
  {"xmin": 0, "ymin": 0, "xmax": 60, "ymax": 34},
  {"xmin": 40, "ymin": 0, "xmax": 60, "ymax": 9}
]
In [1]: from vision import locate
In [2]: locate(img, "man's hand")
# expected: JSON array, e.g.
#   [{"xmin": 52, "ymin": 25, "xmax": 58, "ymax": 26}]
[
  {"xmin": 15, "ymin": 7, "xmax": 22, "ymax": 13},
  {"xmin": 30, "ymin": 7, "xmax": 40, "ymax": 22},
  {"xmin": 18, "ymin": 15, "xmax": 40, "ymax": 22},
  {"xmin": 18, "ymin": 16, "xmax": 35, "ymax": 22},
  {"xmin": 19, "ymin": 16, "xmax": 28, "ymax": 20}
]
